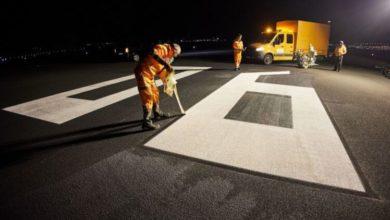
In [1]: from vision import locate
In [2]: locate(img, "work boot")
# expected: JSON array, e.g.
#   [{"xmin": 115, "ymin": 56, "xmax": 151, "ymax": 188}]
[
  {"xmin": 153, "ymin": 105, "xmax": 171, "ymax": 120},
  {"xmin": 142, "ymin": 107, "xmax": 160, "ymax": 130}
]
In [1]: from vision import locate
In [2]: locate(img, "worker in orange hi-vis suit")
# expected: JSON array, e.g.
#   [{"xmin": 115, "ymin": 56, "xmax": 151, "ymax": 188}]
[
  {"xmin": 134, "ymin": 43, "xmax": 182, "ymax": 130},
  {"xmin": 333, "ymin": 40, "xmax": 347, "ymax": 72},
  {"xmin": 232, "ymin": 34, "xmax": 245, "ymax": 71}
]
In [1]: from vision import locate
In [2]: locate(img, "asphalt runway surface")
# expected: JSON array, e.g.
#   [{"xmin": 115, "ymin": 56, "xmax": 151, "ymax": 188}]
[{"xmin": 0, "ymin": 59, "xmax": 389, "ymax": 219}]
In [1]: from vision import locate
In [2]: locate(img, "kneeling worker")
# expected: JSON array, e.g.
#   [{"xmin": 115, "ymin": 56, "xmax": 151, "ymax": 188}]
[{"xmin": 134, "ymin": 43, "xmax": 182, "ymax": 130}]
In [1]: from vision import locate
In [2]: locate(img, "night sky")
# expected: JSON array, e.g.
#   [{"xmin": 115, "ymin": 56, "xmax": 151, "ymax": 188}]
[{"xmin": 1, "ymin": 0, "xmax": 390, "ymax": 49}]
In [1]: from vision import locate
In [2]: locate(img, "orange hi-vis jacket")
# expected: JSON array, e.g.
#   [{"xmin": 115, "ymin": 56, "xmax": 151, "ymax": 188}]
[
  {"xmin": 233, "ymin": 40, "xmax": 244, "ymax": 52},
  {"xmin": 135, "ymin": 44, "xmax": 175, "ymax": 111},
  {"xmin": 232, "ymin": 40, "xmax": 244, "ymax": 67},
  {"xmin": 334, "ymin": 45, "xmax": 347, "ymax": 57}
]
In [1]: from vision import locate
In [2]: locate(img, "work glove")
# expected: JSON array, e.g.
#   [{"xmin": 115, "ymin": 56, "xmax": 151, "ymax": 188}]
[{"xmin": 163, "ymin": 71, "xmax": 177, "ymax": 97}]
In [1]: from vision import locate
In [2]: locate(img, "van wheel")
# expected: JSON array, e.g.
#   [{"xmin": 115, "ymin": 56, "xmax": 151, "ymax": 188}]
[{"xmin": 263, "ymin": 54, "xmax": 273, "ymax": 65}]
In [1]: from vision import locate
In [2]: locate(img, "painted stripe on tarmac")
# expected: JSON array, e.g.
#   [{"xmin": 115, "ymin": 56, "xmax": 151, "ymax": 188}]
[{"xmin": 3, "ymin": 66, "xmax": 211, "ymax": 124}]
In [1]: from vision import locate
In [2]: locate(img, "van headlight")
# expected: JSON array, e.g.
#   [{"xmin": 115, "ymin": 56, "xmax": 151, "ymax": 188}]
[{"xmin": 256, "ymin": 47, "xmax": 264, "ymax": 52}]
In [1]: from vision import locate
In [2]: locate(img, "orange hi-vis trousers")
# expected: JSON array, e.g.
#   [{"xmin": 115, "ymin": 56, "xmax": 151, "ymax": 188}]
[
  {"xmin": 135, "ymin": 73, "xmax": 160, "ymax": 111},
  {"xmin": 234, "ymin": 51, "xmax": 242, "ymax": 68}
]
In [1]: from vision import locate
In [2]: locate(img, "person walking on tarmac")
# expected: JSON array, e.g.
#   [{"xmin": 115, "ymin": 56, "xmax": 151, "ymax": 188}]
[
  {"xmin": 134, "ymin": 43, "xmax": 182, "ymax": 130},
  {"xmin": 232, "ymin": 34, "xmax": 246, "ymax": 71},
  {"xmin": 333, "ymin": 41, "xmax": 347, "ymax": 72}
]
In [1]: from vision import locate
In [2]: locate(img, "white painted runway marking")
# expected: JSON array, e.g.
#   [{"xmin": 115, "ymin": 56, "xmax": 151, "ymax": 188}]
[
  {"xmin": 146, "ymin": 71, "xmax": 365, "ymax": 192},
  {"xmin": 3, "ymin": 66, "xmax": 211, "ymax": 124}
]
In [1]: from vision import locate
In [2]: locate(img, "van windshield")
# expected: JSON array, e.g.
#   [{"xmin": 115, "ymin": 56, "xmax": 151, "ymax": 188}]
[{"xmin": 259, "ymin": 33, "xmax": 276, "ymax": 43}]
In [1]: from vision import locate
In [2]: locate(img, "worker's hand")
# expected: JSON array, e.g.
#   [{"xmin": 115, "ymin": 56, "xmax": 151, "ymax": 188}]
[{"xmin": 167, "ymin": 58, "xmax": 174, "ymax": 64}]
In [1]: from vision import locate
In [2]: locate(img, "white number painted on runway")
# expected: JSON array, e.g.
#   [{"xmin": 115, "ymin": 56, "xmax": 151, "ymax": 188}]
[
  {"xmin": 2, "ymin": 66, "xmax": 211, "ymax": 124},
  {"xmin": 146, "ymin": 71, "xmax": 365, "ymax": 192}
]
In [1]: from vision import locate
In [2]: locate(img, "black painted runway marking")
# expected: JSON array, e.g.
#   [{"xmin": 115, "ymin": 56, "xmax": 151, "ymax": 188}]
[{"xmin": 225, "ymin": 92, "xmax": 293, "ymax": 128}]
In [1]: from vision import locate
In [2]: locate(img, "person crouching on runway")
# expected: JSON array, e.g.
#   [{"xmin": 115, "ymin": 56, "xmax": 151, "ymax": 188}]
[
  {"xmin": 134, "ymin": 43, "xmax": 182, "ymax": 130},
  {"xmin": 232, "ymin": 34, "xmax": 246, "ymax": 71}
]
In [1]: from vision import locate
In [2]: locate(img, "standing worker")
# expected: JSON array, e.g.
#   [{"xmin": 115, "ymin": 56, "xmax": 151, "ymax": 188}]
[
  {"xmin": 134, "ymin": 43, "xmax": 182, "ymax": 130},
  {"xmin": 333, "ymin": 41, "xmax": 347, "ymax": 72},
  {"xmin": 232, "ymin": 34, "xmax": 245, "ymax": 71}
]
